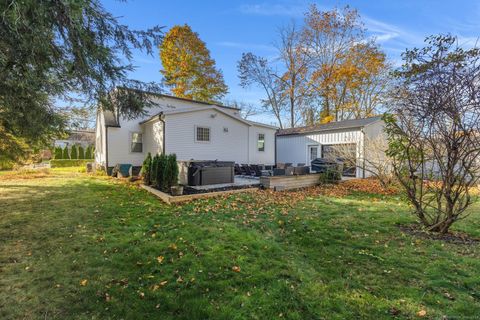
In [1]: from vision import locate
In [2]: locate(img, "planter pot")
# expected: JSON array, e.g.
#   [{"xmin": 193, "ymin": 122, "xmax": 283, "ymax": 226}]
[{"xmin": 171, "ymin": 185, "xmax": 184, "ymax": 196}]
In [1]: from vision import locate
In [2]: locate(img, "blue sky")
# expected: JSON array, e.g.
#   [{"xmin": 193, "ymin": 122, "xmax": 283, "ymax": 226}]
[{"xmin": 102, "ymin": 0, "xmax": 480, "ymax": 124}]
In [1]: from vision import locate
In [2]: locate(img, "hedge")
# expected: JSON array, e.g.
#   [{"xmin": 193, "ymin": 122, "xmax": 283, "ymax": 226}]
[{"xmin": 50, "ymin": 159, "xmax": 91, "ymax": 168}]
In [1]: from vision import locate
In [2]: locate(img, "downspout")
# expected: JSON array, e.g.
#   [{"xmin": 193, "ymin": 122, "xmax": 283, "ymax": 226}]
[
  {"xmin": 361, "ymin": 128, "xmax": 366, "ymax": 179},
  {"xmin": 274, "ymin": 130, "xmax": 278, "ymax": 165},
  {"xmin": 159, "ymin": 113, "xmax": 166, "ymax": 155}
]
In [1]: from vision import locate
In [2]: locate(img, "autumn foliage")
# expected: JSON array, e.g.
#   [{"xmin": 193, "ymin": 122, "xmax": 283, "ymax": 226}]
[{"xmin": 160, "ymin": 24, "xmax": 228, "ymax": 103}]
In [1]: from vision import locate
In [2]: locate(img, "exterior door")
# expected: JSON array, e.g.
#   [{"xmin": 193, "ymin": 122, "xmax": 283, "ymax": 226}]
[{"xmin": 307, "ymin": 145, "xmax": 319, "ymax": 165}]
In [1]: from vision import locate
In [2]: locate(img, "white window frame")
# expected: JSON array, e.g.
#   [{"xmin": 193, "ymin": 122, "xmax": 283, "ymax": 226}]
[
  {"xmin": 257, "ymin": 133, "xmax": 265, "ymax": 152},
  {"xmin": 130, "ymin": 131, "xmax": 143, "ymax": 153},
  {"xmin": 195, "ymin": 126, "xmax": 211, "ymax": 143}
]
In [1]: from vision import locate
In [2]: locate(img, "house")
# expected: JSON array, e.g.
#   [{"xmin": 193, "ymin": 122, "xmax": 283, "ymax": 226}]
[
  {"xmin": 54, "ymin": 129, "xmax": 95, "ymax": 148},
  {"xmin": 276, "ymin": 116, "xmax": 385, "ymax": 178},
  {"xmin": 95, "ymin": 92, "xmax": 277, "ymax": 174}
]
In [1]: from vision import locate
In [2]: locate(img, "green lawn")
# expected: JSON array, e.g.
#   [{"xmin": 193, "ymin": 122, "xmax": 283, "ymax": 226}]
[{"xmin": 1, "ymin": 168, "xmax": 479, "ymax": 319}]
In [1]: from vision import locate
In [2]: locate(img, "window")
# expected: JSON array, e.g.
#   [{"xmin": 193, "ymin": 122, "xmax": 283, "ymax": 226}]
[
  {"xmin": 130, "ymin": 132, "xmax": 143, "ymax": 152},
  {"xmin": 309, "ymin": 145, "xmax": 318, "ymax": 161},
  {"xmin": 196, "ymin": 126, "xmax": 210, "ymax": 142},
  {"xmin": 257, "ymin": 133, "xmax": 265, "ymax": 151}
]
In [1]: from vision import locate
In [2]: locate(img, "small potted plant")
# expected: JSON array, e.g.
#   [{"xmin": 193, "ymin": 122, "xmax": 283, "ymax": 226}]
[{"xmin": 171, "ymin": 184, "xmax": 184, "ymax": 196}]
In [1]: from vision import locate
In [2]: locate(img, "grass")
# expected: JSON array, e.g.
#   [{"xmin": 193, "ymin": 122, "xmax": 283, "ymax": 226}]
[{"xmin": 0, "ymin": 168, "xmax": 479, "ymax": 319}]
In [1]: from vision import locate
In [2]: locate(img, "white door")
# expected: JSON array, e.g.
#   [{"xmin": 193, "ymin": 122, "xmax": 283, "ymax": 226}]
[{"xmin": 307, "ymin": 145, "xmax": 319, "ymax": 164}]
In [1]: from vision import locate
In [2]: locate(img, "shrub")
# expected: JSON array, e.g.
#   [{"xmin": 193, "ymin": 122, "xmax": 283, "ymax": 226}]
[
  {"xmin": 78, "ymin": 146, "xmax": 85, "ymax": 159},
  {"xmin": 62, "ymin": 146, "xmax": 70, "ymax": 159},
  {"xmin": 318, "ymin": 166, "xmax": 341, "ymax": 184},
  {"xmin": 85, "ymin": 145, "xmax": 92, "ymax": 159},
  {"xmin": 150, "ymin": 154, "xmax": 159, "ymax": 186},
  {"xmin": 141, "ymin": 152, "xmax": 152, "ymax": 185},
  {"xmin": 156, "ymin": 154, "xmax": 167, "ymax": 191},
  {"xmin": 165, "ymin": 153, "xmax": 178, "ymax": 189},
  {"xmin": 70, "ymin": 145, "xmax": 78, "ymax": 159},
  {"xmin": 54, "ymin": 147, "xmax": 63, "ymax": 159},
  {"xmin": 50, "ymin": 159, "xmax": 90, "ymax": 168}
]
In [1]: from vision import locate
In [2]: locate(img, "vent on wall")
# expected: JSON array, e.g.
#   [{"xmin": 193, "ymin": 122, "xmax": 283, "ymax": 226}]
[{"xmin": 223, "ymin": 127, "xmax": 229, "ymax": 133}]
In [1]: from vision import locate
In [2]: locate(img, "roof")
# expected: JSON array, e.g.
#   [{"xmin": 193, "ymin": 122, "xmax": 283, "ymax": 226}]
[
  {"xmin": 246, "ymin": 119, "xmax": 278, "ymax": 130},
  {"xmin": 276, "ymin": 116, "xmax": 383, "ymax": 136},
  {"xmin": 115, "ymin": 87, "xmax": 241, "ymax": 111},
  {"xmin": 139, "ymin": 105, "xmax": 253, "ymax": 126}
]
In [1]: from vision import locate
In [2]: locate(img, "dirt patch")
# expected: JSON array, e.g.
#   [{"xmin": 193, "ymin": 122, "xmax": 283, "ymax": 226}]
[{"xmin": 398, "ymin": 224, "xmax": 480, "ymax": 245}]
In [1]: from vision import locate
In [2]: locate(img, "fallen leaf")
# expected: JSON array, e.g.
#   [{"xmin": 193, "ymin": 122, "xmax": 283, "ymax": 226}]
[
  {"xmin": 156, "ymin": 256, "xmax": 164, "ymax": 264},
  {"xmin": 80, "ymin": 279, "xmax": 88, "ymax": 286},
  {"xmin": 417, "ymin": 309, "xmax": 427, "ymax": 317},
  {"xmin": 232, "ymin": 266, "xmax": 241, "ymax": 273},
  {"xmin": 139, "ymin": 292, "xmax": 145, "ymax": 299},
  {"xmin": 169, "ymin": 243, "xmax": 177, "ymax": 250}
]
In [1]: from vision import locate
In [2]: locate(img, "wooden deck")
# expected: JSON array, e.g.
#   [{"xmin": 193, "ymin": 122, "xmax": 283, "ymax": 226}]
[{"xmin": 260, "ymin": 173, "xmax": 322, "ymax": 191}]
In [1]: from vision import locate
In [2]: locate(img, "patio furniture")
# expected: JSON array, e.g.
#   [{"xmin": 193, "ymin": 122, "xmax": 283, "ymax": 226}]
[
  {"xmin": 250, "ymin": 164, "xmax": 263, "ymax": 177},
  {"xmin": 293, "ymin": 166, "xmax": 310, "ymax": 175},
  {"xmin": 241, "ymin": 164, "xmax": 255, "ymax": 176},
  {"xmin": 234, "ymin": 163, "xmax": 243, "ymax": 175},
  {"xmin": 187, "ymin": 160, "xmax": 234, "ymax": 186}
]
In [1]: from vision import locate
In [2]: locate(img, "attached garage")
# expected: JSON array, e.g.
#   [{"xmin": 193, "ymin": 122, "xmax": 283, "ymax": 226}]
[{"xmin": 275, "ymin": 116, "xmax": 385, "ymax": 178}]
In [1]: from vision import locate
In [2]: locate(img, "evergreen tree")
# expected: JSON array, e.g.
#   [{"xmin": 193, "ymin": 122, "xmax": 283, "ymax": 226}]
[
  {"xmin": 142, "ymin": 153, "xmax": 152, "ymax": 185},
  {"xmin": 85, "ymin": 145, "xmax": 92, "ymax": 159},
  {"xmin": 150, "ymin": 155, "xmax": 159, "ymax": 186},
  {"xmin": 78, "ymin": 146, "xmax": 85, "ymax": 159},
  {"xmin": 70, "ymin": 145, "xmax": 78, "ymax": 159},
  {"xmin": 62, "ymin": 146, "xmax": 70, "ymax": 159},
  {"xmin": 54, "ymin": 147, "xmax": 63, "ymax": 159}
]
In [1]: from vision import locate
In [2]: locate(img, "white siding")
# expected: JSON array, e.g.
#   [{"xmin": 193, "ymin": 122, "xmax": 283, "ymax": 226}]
[
  {"xmin": 276, "ymin": 129, "xmax": 365, "ymax": 178},
  {"xmin": 164, "ymin": 109, "xmax": 250, "ymax": 163},
  {"xmin": 248, "ymin": 126, "xmax": 276, "ymax": 165},
  {"xmin": 94, "ymin": 111, "xmax": 107, "ymax": 167},
  {"xmin": 107, "ymin": 118, "xmax": 145, "ymax": 167},
  {"xmin": 143, "ymin": 120, "xmax": 164, "ymax": 156}
]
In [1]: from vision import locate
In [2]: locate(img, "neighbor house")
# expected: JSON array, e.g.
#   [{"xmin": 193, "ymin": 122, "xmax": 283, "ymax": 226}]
[
  {"xmin": 276, "ymin": 116, "xmax": 385, "ymax": 178},
  {"xmin": 54, "ymin": 129, "xmax": 95, "ymax": 148},
  {"xmin": 95, "ymin": 92, "xmax": 277, "ymax": 174}
]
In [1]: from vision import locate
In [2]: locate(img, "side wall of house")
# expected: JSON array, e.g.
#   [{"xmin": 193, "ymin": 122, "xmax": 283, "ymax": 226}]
[
  {"xmin": 248, "ymin": 126, "xmax": 276, "ymax": 165},
  {"xmin": 164, "ymin": 109, "xmax": 250, "ymax": 163},
  {"xmin": 362, "ymin": 120, "xmax": 387, "ymax": 178},
  {"xmin": 143, "ymin": 120, "xmax": 164, "ymax": 157},
  {"xmin": 94, "ymin": 111, "xmax": 107, "ymax": 167},
  {"xmin": 107, "ymin": 117, "xmax": 146, "ymax": 167}
]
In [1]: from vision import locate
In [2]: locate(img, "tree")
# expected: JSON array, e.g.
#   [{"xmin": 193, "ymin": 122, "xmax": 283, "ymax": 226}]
[
  {"xmin": 54, "ymin": 147, "xmax": 63, "ymax": 160},
  {"xmin": 142, "ymin": 153, "xmax": 152, "ymax": 185},
  {"xmin": 78, "ymin": 146, "xmax": 85, "ymax": 159},
  {"xmin": 70, "ymin": 145, "xmax": 78, "ymax": 159},
  {"xmin": 62, "ymin": 146, "xmax": 70, "ymax": 159},
  {"xmin": 223, "ymin": 99, "xmax": 260, "ymax": 120},
  {"xmin": 238, "ymin": 53, "xmax": 287, "ymax": 128},
  {"xmin": 160, "ymin": 24, "xmax": 228, "ymax": 103},
  {"xmin": 238, "ymin": 5, "xmax": 390, "ymax": 127},
  {"xmin": 0, "ymin": 0, "xmax": 163, "ymax": 160},
  {"xmin": 386, "ymin": 35, "xmax": 480, "ymax": 234},
  {"xmin": 302, "ymin": 5, "xmax": 389, "ymax": 123},
  {"xmin": 85, "ymin": 145, "xmax": 92, "ymax": 160}
]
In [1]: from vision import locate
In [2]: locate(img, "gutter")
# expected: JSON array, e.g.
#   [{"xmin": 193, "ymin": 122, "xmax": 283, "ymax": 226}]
[
  {"xmin": 361, "ymin": 128, "xmax": 366, "ymax": 179},
  {"xmin": 159, "ymin": 113, "xmax": 166, "ymax": 155}
]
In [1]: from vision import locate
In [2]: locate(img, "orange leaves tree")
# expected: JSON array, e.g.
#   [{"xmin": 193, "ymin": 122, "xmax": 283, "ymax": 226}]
[
  {"xmin": 160, "ymin": 24, "xmax": 228, "ymax": 103},
  {"xmin": 238, "ymin": 5, "xmax": 390, "ymax": 127},
  {"xmin": 302, "ymin": 5, "xmax": 390, "ymax": 123}
]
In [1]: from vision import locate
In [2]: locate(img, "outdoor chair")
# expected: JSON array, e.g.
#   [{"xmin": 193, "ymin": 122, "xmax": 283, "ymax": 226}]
[
  {"xmin": 234, "ymin": 163, "xmax": 243, "ymax": 175},
  {"xmin": 242, "ymin": 164, "xmax": 255, "ymax": 176},
  {"xmin": 251, "ymin": 164, "xmax": 263, "ymax": 177}
]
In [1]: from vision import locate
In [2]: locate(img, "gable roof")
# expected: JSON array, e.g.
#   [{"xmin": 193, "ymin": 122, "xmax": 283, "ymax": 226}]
[
  {"xmin": 276, "ymin": 116, "xmax": 383, "ymax": 136},
  {"xmin": 140, "ymin": 105, "xmax": 252, "ymax": 126},
  {"xmin": 116, "ymin": 87, "xmax": 241, "ymax": 111}
]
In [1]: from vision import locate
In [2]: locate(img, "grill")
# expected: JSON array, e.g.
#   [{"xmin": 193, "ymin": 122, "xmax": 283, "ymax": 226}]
[
  {"xmin": 310, "ymin": 158, "xmax": 343, "ymax": 174},
  {"xmin": 187, "ymin": 160, "xmax": 235, "ymax": 186}
]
